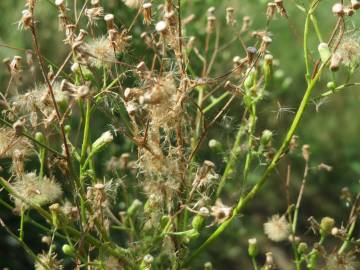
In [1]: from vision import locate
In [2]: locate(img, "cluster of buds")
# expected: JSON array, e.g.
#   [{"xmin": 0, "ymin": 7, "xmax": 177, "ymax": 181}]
[{"xmin": 85, "ymin": 0, "xmax": 104, "ymax": 26}]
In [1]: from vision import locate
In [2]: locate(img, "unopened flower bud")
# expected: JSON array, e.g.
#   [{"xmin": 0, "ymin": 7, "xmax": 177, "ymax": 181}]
[
  {"xmin": 208, "ymin": 139, "xmax": 222, "ymax": 152},
  {"xmin": 62, "ymin": 244, "xmax": 75, "ymax": 256},
  {"xmin": 297, "ymin": 242, "xmax": 308, "ymax": 254},
  {"xmin": 204, "ymin": 262, "xmax": 213, "ymax": 270},
  {"xmin": 318, "ymin": 43, "xmax": 331, "ymax": 63},
  {"xmin": 92, "ymin": 131, "xmax": 113, "ymax": 151},
  {"xmin": 320, "ymin": 217, "xmax": 335, "ymax": 236},
  {"xmin": 248, "ymin": 238, "xmax": 258, "ymax": 257},
  {"xmin": 127, "ymin": 199, "xmax": 143, "ymax": 216},
  {"xmin": 326, "ymin": 81, "xmax": 336, "ymax": 90},
  {"xmin": 260, "ymin": 130, "xmax": 273, "ymax": 146}
]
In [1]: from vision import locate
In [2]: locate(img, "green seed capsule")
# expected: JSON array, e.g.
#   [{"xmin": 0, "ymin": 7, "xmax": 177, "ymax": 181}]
[
  {"xmin": 326, "ymin": 81, "xmax": 336, "ymax": 90},
  {"xmin": 318, "ymin": 43, "xmax": 332, "ymax": 63},
  {"xmin": 35, "ymin": 132, "xmax": 45, "ymax": 143},
  {"xmin": 62, "ymin": 244, "xmax": 75, "ymax": 256}
]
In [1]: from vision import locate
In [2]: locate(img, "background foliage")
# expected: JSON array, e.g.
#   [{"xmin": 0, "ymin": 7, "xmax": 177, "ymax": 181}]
[{"xmin": 0, "ymin": 0, "xmax": 360, "ymax": 269}]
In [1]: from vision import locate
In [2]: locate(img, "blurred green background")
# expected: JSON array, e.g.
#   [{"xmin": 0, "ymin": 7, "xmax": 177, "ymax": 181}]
[{"xmin": 0, "ymin": 0, "xmax": 360, "ymax": 269}]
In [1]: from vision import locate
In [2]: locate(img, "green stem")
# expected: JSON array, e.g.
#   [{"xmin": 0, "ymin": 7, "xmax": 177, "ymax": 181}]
[
  {"xmin": 338, "ymin": 218, "xmax": 357, "ymax": 255},
  {"xmin": 310, "ymin": 14, "xmax": 323, "ymax": 43},
  {"xmin": 242, "ymin": 103, "xmax": 257, "ymax": 186},
  {"xmin": 251, "ymin": 256, "xmax": 258, "ymax": 270},
  {"xmin": 216, "ymin": 124, "xmax": 244, "ymax": 196},
  {"xmin": 80, "ymin": 98, "xmax": 91, "ymax": 166},
  {"xmin": 304, "ymin": 11, "xmax": 311, "ymax": 84},
  {"xmin": 192, "ymin": 86, "xmax": 204, "ymax": 153},
  {"xmin": 39, "ymin": 147, "xmax": 46, "ymax": 179},
  {"xmin": 184, "ymin": 63, "xmax": 326, "ymax": 266},
  {"xmin": 203, "ymin": 92, "xmax": 230, "ymax": 113},
  {"xmin": 19, "ymin": 207, "xmax": 25, "ymax": 241}
]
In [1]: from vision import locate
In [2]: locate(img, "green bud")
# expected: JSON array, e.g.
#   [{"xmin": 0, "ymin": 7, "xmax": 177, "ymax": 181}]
[
  {"xmin": 35, "ymin": 132, "xmax": 45, "ymax": 143},
  {"xmin": 248, "ymin": 238, "xmax": 258, "ymax": 257},
  {"xmin": 64, "ymin": 125, "xmax": 71, "ymax": 136},
  {"xmin": 49, "ymin": 203, "xmax": 62, "ymax": 229},
  {"xmin": 140, "ymin": 254, "xmax": 154, "ymax": 270},
  {"xmin": 208, "ymin": 139, "xmax": 222, "ymax": 152},
  {"xmin": 281, "ymin": 77, "xmax": 293, "ymax": 90},
  {"xmin": 318, "ymin": 43, "xmax": 332, "ymax": 63},
  {"xmin": 297, "ymin": 242, "xmax": 308, "ymax": 254},
  {"xmin": 260, "ymin": 130, "xmax": 273, "ymax": 146},
  {"xmin": 244, "ymin": 68, "xmax": 257, "ymax": 91},
  {"xmin": 307, "ymin": 249, "xmax": 319, "ymax": 269},
  {"xmin": 91, "ymin": 131, "xmax": 113, "ymax": 153},
  {"xmin": 185, "ymin": 229, "xmax": 200, "ymax": 239},
  {"xmin": 62, "ymin": 244, "xmax": 75, "ymax": 256},
  {"xmin": 326, "ymin": 81, "xmax": 336, "ymax": 90},
  {"xmin": 274, "ymin": 69, "xmax": 284, "ymax": 80},
  {"xmin": 263, "ymin": 54, "xmax": 273, "ymax": 91},
  {"xmin": 204, "ymin": 262, "xmax": 213, "ymax": 270},
  {"xmin": 127, "ymin": 199, "xmax": 143, "ymax": 217},
  {"xmin": 192, "ymin": 215, "xmax": 205, "ymax": 231},
  {"xmin": 320, "ymin": 217, "xmax": 335, "ymax": 236}
]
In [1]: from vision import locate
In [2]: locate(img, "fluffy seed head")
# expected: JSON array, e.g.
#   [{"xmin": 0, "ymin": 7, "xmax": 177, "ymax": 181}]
[
  {"xmin": 12, "ymin": 172, "xmax": 63, "ymax": 210},
  {"xmin": 264, "ymin": 214, "xmax": 290, "ymax": 242}
]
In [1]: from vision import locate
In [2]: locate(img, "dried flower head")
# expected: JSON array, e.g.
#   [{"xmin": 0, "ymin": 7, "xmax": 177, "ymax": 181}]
[
  {"xmin": 264, "ymin": 214, "xmax": 290, "ymax": 242},
  {"xmin": 35, "ymin": 252, "xmax": 63, "ymax": 270},
  {"xmin": 211, "ymin": 199, "xmax": 232, "ymax": 224},
  {"xmin": 86, "ymin": 37, "xmax": 116, "ymax": 68},
  {"xmin": 12, "ymin": 172, "xmax": 63, "ymax": 210},
  {"xmin": 0, "ymin": 128, "xmax": 32, "ymax": 157},
  {"xmin": 325, "ymin": 253, "xmax": 359, "ymax": 270},
  {"xmin": 123, "ymin": 0, "xmax": 142, "ymax": 9},
  {"xmin": 85, "ymin": 6, "xmax": 104, "ymax": 26},
  {"xmin": 335, "ymin": 35, "xmax": 360, "ymax": 67}
]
